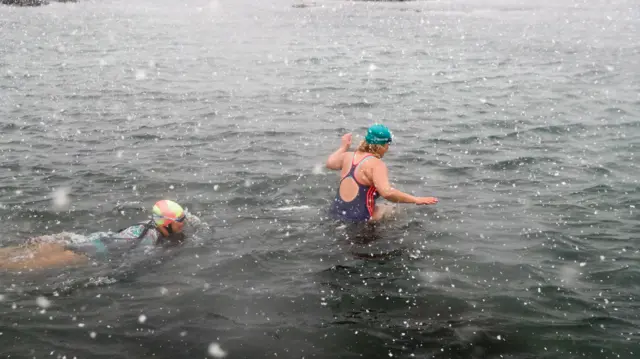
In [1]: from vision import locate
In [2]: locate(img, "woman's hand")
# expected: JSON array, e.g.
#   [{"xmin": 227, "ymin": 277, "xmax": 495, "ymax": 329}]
[
  {"xmin": 341, "ymin": 133, "xmax": 352, "ymax": 149},
  {"xmin": 415, "ymin": 197, "xmax": 439, "ymax": 205}
]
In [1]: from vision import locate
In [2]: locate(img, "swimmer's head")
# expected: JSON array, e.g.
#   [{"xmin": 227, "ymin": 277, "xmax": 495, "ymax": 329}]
[
  {"xmin": 359, "ymin": 123, "xmax": 393, "ymax": 158},
  {"xmin": 152, "ymin": 200, "xmax": 186, "ymax": 238}
]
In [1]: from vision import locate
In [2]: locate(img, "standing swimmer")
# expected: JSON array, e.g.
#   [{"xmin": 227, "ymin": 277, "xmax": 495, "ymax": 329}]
[
  {"xmin": 325, "ymin": 124, "xmax": 438, "ymax": 222},
  {"xmin": 0, "ymin": 200, "xmax": 189, "ymax": 270}
]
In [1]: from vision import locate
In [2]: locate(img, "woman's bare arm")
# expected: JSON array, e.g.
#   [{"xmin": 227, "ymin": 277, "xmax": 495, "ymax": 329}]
[
  {"xmin": 372, "ymin": 161, "xmax": 438, "ymax": 205},
  {"xmin": 326, "ymin": 133, "xmax": 352, "ymax": 170}
]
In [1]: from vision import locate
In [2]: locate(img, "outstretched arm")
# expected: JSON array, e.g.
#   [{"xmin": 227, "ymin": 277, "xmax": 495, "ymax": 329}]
[
  {"xmin": 325, "ymin": 133, "xmax": 352, "ymax": 170},
  {"xmin": 372, "ymin": 162, "xmax": 438, "ymax": 205},
  {"xmin": 0, "ymin": 243, "xmax": 87, "ymax": 270}
]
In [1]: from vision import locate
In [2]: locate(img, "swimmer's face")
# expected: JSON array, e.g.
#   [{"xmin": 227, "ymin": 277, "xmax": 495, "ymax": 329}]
[
  {"xmin": 169, "ymin": 220, "xmax": 185, "ymax": 234},
  {"xmin": 158, "ymin": 221, "xmax": 186, "ymax": 245},
  {"xmin": 155, "ymin": 217, "xmax": 187, "ymax": 245},
  {"xmin": 379, "ymin": 143, "xmax": 390, "ymax": 158}
]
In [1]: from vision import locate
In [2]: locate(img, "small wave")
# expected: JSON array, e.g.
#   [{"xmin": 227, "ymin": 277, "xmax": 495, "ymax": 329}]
[
  {"xmin": 292, "ymin": 3, "xmax": 317, "ymax": 9},
  {"xmin": 272, "ymin": 205, "xmax": 311, "ymax": 211},
  {"xmin": 580, "ymin": 315, "xmax": 635, "ymax": 328},
  {"xmin": 292, "ymin": 56, "xmax": 326, "ymax": 65},
  {"xmin": 25, "ymin": 231, "xmax": 89, "ymax": 245},
  {"xmin": 571, "ymin": 184, "xmax": 615, "ymax": 195},
  {"xmin": 395, "ymin": 90, "xmax": 417, "ymax": 98},
  {"xmin": 604, "ymin": 107, "xmax": 631, "ymax": 116},
  {"xmin": 486, "ymin": 131, "xmax": 520, "ymax": 141},
  {"xmin": 324, "ymin": 264, "xmax": 359, "ymax": 275},
  {"xmin": 0, "ymin": 122, "xmax": 18, "ymax": 131},
  {"xmin": 427, "ymin": 135, "xmax": 482, "ymax": 145},
  {"xmin": 430, "ymin": 106, "xmax": 448, "ymax": 113},
  {"xmin": 582, "ymin": 165, "xmax": 612, "ymax": 176},
  {"xmin": 10, "ymin": 208, "xmax": 94, "ymax": 224},
  {"xmin": 83, "ymin": 276, "xmax": 118, "ymax": 287},
  {"xmin": 130, "ymin": 133, "xmax": 162, "ymax": 140},
  {"xmin": 529, "ymin": 284, "xmax": 579, "ymax": 297},
  {"xmin": 308, "ymin": 86, "xmax": 345, "ymax": 92},
  {"xmin": 113, "ymin": 201, "xmax": 146, "ymax": 211},
  {"xmin": 0, "ymin": 162, "xmax": 20, "ymax": 171},
  {"xmin": 65, "ymin": 93, "xmax": 102, "ymax": 101},
  {"xmin": 486, "ymin": 156, "xmax": 557, "ymax": 171},
  {"xmin": 439, "ymin": 166, "xmax": 476, "ymax": 176},
  {"xmin": 528, "ymin": 123, "xmax": 588, "ymax": 135},
  {"xmin": 333, "ymin": 101, "xmax": 376, "ymax": 109},
  {"xmin": 583, "ymin": 265, "xmax": 638, "ymax": 287},
  {"xmin": 40, "ymin": 275, "xmax": 121, "ymax": 296}
]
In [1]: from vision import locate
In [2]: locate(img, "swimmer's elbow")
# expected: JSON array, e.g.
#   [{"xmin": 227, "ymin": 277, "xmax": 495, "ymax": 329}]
[
  {"xmin": 325, "ymin": 159, "xmax": 340, "ymax": 170},
  {"xmin": 377, "ymin": 187, "xmax": 394, "ymax": 199}
]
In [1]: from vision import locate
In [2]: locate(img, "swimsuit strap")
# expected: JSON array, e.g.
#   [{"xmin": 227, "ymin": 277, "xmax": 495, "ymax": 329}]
[
  {"xmin": 347, "ymin": 153, "xmax": 374, "ymax": 184},
  {"xmin": 351, "ymin": 152, "xmax": 374, "ymax": 166},
  {"xmin": 345, "ymin": 153, "xmax": 373, "ymax": 174},
  {"xmin": 354, "ymin": 154, "xmax": 374, "ymax": 171},
  {"xmin": 340, "ymin": 153, "xmax": 376, "ymax": 185}
]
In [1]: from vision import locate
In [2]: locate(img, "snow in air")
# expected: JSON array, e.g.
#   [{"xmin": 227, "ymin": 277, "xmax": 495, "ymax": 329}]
[
  {"xmin": 52, "ymin": 187, "xmax": 71, "ymax": 211},
  {"xmin": 208, "ymin": 342, "xmax": 227, "ymax": 358},
  {"xmin": 36, "ymin": 296, "xmax": 51, "ymax": 309}
]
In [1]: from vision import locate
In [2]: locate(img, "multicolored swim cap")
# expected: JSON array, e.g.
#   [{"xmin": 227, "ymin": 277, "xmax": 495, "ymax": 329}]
[
  {"xmin": 152, "ymin": 200, "xmax": 185, "ymax": 227},
  {"xmin": 365, "ymin": 123, "xmax": 393, "ymax": 145}
]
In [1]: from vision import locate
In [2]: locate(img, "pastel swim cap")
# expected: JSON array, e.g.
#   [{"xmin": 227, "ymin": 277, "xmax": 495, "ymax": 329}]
[
  {"xmin": 152, "ymin": 200, "xmax": 185, "ymax": 227},
  {"xmin": 365, "ymin": 124, "xmax": 393, "ymax": 145}
]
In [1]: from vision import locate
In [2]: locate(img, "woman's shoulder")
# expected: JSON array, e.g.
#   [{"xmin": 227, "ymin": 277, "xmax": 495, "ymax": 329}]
[
  {"xmin": 118, "ymin": 223, "xmax": 158, "ymax": 241},
  {"xmin": 340, "ymin": 151, "xmax": 356, "ymax": 164},
  {"xmin": 356, "ymin": 152, "xmax": 383, "ymax": 164}
]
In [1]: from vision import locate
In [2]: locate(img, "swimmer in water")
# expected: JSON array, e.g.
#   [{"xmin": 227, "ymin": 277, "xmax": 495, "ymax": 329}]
[
  {"xmin": 0, "ymin": 200, "xmax": 189, "ymax": 271},
  {"xmin": 326, "ymin": 124, "xmax": 439, "ymax": 222}
]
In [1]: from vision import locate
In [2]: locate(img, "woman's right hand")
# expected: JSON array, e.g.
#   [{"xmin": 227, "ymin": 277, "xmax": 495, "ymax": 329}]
[
  {"xmin": 415, "ymin": 197, "xmax": 439, "ymax": 205},
  {"xmin": 341, "ymin": 133, "xmax": 352, "ymax": 149}
]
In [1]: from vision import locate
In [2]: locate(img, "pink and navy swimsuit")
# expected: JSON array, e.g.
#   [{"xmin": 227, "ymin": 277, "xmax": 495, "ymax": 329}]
[{"xmin": 330, "ymin": 154, "xmax": 379, "ymax": 222}]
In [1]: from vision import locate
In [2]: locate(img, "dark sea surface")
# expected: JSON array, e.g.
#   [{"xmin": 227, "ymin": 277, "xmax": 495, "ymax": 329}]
[{"xmin": 1, "ymin": 0, "xmax": 639, "ymax": 358}]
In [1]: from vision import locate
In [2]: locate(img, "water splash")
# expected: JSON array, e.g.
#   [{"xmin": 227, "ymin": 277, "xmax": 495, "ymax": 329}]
[
  {"xmin": 312, "ymin": 163, "xmax": 324, "ymax": 175},
  {"xmin": 135, "ymin": 69, "xmax": 147, "ymax": 80},
  {"xmin": 208, "ymin": 343, "xmax": 227, "ymax": 358},
  {"xmin": 36, "ymin": 296, "xmax": 51, "ymax": 309},
  {"xmin": 52, "ymin": 187, "xmax": 71, "ymax": 211}
]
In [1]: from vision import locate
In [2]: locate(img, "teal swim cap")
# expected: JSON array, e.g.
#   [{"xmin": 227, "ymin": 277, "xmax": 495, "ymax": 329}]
[{"xmin": 365, "ymin": 124, "xmax": 393, "ymax": 145}]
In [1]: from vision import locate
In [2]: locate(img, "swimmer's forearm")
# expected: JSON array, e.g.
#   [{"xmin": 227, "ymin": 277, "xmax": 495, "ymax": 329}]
[
  {"xmin": 326, "ymin": 145, "xmax": 349, "ymax": 169},
  {"xmin": 332, "ymin": 143, "xmax": 349, "ymax": 155},
  {"xmin": 380, "ymin": 188, "xmax": 418, "ymax": 204}
]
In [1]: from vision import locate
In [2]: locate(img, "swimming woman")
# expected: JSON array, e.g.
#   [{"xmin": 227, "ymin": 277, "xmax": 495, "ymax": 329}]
[
  {"xmin": 0, "ymin": 199, "xmax": 189, "ymax": 270},
  {"xmin": 325, "ymin": 124, "xmax": 438, "ymax": 222}
]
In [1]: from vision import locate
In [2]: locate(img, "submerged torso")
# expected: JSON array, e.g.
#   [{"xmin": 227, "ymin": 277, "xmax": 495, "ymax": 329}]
[
  {"xmin": 67, "ymin": 222, "xmax": 161, "ymax": 256},
  {"xmin": 330, "ymin": 152, "xmax": 379, "ymax": 222}
]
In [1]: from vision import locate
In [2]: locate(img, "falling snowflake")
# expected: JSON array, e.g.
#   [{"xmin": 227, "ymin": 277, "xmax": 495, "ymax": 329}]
[
  {"xmin": 208, "ymin": 343, "xmax": 227, "ymax": 358},
  {"xmin": 135, "ymin": 69, "xmax": 147, "ymax": 80},
  {"xmin": 52, "ymin": 187, "xmax": 71, "ymax": 211},
  {"xmin": 36, "ymin": 297, "xmax": 51, "ymax": 309}
]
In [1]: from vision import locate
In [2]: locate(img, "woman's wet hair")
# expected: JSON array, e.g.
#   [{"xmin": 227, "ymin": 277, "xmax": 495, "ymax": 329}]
[{"xmin": 356, "ymin": 140, "xmax": 386, "ymax": 158}]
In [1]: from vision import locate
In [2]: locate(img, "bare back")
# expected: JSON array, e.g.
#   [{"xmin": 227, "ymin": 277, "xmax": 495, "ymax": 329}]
[{"xmin": 339, "ymin": 151, "xmax": 379, "ymax": 186}]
